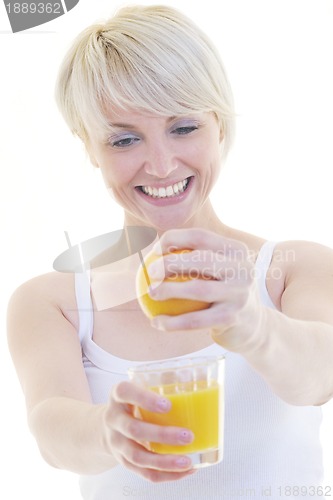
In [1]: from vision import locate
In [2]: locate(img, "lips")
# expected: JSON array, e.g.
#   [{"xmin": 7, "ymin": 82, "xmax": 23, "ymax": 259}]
[{"xmin": 137, "ymin": 177, "xmax": 191, "ymax": 199}]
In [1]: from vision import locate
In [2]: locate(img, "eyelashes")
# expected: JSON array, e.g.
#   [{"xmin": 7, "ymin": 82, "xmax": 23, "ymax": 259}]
[
  {"xmin": 109, "ymin": 135, "xmax": 140, "ymax": 148},
  {"xmin": 171, "ymin": 125, "xmax": 199, "ymax": 135},
  {"xmin": 107, "ymin": 119, "xmax": 202, "ymax": 149}
]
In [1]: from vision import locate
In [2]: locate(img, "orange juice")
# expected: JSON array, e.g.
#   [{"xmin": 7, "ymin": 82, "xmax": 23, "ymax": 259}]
[{"xmin": 139, "ymin": 381, "xmax": 223, "ymax": 454}]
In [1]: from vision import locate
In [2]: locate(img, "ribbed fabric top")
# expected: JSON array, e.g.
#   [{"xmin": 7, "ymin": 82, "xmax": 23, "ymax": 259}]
[{"xmin": 75, "ymin": 241, "xmax": 323, "ymax": 499}]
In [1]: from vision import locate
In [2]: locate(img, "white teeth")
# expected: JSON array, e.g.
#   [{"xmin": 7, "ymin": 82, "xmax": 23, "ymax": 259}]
[
  {"xmin": 140, "ymin": 178, "xmax": 190, "ymax": 199},
  {"xmin": 178, "ymin": 181, "xmax": 184, "ymax": 193}
]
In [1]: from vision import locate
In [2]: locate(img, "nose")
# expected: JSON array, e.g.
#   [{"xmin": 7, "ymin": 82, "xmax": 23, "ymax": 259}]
[{"xmin": 143, "ymin": 140, "xmax": 178, "ymax": 178}]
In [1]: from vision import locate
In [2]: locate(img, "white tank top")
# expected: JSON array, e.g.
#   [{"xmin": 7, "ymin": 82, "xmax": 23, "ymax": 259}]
[{"xmin": 75, "ymin": 241, "xmax": 323, "ymax": 499}]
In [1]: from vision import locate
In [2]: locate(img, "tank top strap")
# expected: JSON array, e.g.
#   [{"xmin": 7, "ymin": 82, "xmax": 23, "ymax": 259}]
[
  {"xmin": 255, "ymin": 241, "xmax": 278, "ymax": 309},
  {"xmin": 75, "ymin": 270, "xmax": 94, "ymax": 342}
]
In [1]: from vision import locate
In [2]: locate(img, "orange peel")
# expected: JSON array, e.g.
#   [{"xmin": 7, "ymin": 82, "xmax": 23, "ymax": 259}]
[{"xmin": 136, "ymin": 249, "xmax": 211, "ymax": 319}]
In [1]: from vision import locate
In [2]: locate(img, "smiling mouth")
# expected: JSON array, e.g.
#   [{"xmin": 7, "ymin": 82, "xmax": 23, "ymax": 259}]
[{"xmin": 137, "ymin": 177, "xmax": 192, "ymax": 199}]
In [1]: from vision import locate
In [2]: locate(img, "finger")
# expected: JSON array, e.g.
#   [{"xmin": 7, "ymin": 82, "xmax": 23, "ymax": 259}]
[
  {"xmin": 120, "ymin": 452, "xmax": 196, "ymax": 482},
  {"xmin": 117, "ymin": 436, "xmax": 193, "ymax": 472},
  {"xmin": 113, "ymin": 409, "xmax": 194, "ymax": 447},
  {"xmin": 149, "ymin": 279, "xmax": 249, "ymax": 304},
  {"xmin": 112, "ymin": 381, "xmax": 172, "ymax": 413},
  {"xmin": 110, "ymin": 382, "xmax": 195, "ymax": 447},
  {"xmin": 148, "ymin": 252, "xmax": 253, "ymax": 285},
  {"xmin": 151, "ymin": 302, "xmax": 240, "ymax": 331},
  {"xmin": 123, "ymin": 461, "xmax": 196, "ymax": 483},
  {"xmin": 153, "ymin": 228, "xmax": 248, "ymax": 257}
]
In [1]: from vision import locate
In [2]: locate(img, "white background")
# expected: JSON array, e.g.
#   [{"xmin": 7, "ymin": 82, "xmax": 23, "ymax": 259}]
[{"xmin": 1, "ymin": 0, "xmax": 332, "ymax": 498}]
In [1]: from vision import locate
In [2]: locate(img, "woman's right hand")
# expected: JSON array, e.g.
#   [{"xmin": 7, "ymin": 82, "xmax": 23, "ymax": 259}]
[{"xmin": 103, "ymin": 381, "xmax": 196, "ymax": 482}]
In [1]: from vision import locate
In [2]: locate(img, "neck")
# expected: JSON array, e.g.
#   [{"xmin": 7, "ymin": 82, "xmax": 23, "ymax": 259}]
[{"xmin": 124, "ymin": 199, "xmax": 229, "ymax": 237}]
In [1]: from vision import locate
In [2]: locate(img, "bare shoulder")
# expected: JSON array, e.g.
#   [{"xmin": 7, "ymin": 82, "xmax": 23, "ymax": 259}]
[
  {"xmin": 274, "ymin": 239, "xmax": 333, "ymax": 280},
  {"xmin": 7, "ymin": 271, "xmax": 78, "ymax": 332},
  {"xmin": 274, "ymin": 240, "xmax": 333, "ymax": 323},
  {"xmin": 7, "ymin": 271, "xmax": 93, "ymax": 408}
]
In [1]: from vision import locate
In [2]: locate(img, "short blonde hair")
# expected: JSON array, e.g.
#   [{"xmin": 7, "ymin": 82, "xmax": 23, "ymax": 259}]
[{"xmin": 55, "ymin": 4, "xmax": 235, "ymax": 155}]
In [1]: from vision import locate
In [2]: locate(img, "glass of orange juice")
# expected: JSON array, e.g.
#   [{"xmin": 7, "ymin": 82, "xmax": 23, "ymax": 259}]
[{"xmin": 128, "ymin": 355, "xmax": 225, "ymax": 468}]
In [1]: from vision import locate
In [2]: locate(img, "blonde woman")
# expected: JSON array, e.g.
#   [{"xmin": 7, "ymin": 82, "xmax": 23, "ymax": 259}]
[{"xmin": 7, "ymin": 5, "xmax": 333, "ymax": 499}]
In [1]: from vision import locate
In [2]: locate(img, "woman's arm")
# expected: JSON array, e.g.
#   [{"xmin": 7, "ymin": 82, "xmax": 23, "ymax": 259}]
[
  {"xmin": 7, "ymin": 273, "xmax": 194, "ymax": 479},
  {"xmin": 7, "ymin": 274, "xmax": 115, "ymax": 474},
  {"xmin": 242, "ymin": 240, "xmax": 333, "ymax": 405},
  {"xmin": 147, "ymin": 230, "xmax": 333, "ymax": 406}
]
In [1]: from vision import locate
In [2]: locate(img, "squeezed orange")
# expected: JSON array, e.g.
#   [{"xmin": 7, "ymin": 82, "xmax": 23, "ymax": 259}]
[
  {"xmin": 139, "ymin": 382, "xmax": 223, "ymax": 454},
  {"xmin": 136, "ymin": 249, "xmax": 212, "ymax": 319}
]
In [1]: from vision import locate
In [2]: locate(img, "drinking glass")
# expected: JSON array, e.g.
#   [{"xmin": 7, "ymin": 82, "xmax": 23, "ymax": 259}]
[{"xmin": 128, "ymin": 355, "xmax": 225, "ymax": 468}]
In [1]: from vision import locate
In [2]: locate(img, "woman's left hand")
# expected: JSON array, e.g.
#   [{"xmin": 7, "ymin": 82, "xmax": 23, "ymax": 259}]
[{"xmin": 147, "ymin": 228, "xmax": 266, "ymax": 354}]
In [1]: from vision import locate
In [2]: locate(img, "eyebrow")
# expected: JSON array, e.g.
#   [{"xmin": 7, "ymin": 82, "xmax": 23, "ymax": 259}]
[
  {"xmin": 108, "ymin": 123, "xmax": 137, "ymax": 130},
  {"xmin": 107, "ymin": 116, "xmax": 181, "ymax": 131}
]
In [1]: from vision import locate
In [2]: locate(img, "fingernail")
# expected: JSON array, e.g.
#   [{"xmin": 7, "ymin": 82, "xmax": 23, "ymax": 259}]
[
  {"xmin": 178, "ymin": 430, "xmax": 194, "ymax": 443},
  {"xmin": 149, "ymin": 262, "xmax": 165, "ymax": 280},
  {"xmin": 156, "ymin": 397, "xmax": 171, "ymax": 412},
  {"xmin": 148, "ymin": 262, "xmax": 158, "ymax": 277},
  {"xmin": 152, "ymin": 242, "xmax": 163, "ymax": 255},
  {"xmin": 175, "ymin": 456, "xmax": 192, "ymax": 468}
]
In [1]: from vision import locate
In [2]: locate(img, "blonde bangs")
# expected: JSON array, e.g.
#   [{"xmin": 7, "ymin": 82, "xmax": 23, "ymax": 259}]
[{"xmin": 55, "ymin": 5, "xmax": 235, "ymax": 152}]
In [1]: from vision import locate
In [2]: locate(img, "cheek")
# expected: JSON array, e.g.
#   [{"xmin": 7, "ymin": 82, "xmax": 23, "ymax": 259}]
[
  {"xmin": 86, "ymin": 142, "xmax": 133, "ymax": 192},
  {"xmin": 195, "ymin": 141, "xmax": 221, "ymax": 173},
  {"xmin": 208, "ymin": 147, "xmax": 222, "ymax": 184},
  {"xmin": 98, "ymin": 158, "xmax": 130, "ymax": 188},
  {"xmin": 98, "ymin": 147, "xmax": 141, "ymax": 183}
]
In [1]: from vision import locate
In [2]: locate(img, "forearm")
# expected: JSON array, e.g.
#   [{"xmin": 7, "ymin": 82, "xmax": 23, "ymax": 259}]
[
  {"xmin": 28, "ymin": 397, "xmax": 117, "ymax": 475},
  {"xmin": 244, "ymin": 307, "xmax": 333, "ymax": 406}
]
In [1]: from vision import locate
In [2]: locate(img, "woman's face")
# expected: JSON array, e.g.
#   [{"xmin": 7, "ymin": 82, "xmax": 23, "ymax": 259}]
[{"xmin": 87, "ymin": 108, "xmax": 223, "ymax": 231}]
